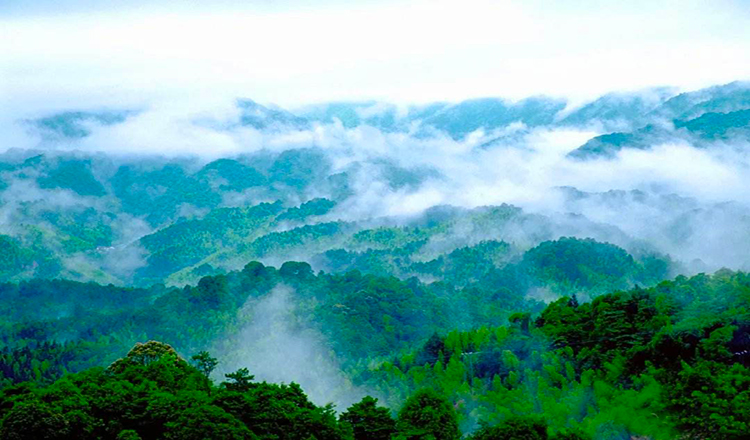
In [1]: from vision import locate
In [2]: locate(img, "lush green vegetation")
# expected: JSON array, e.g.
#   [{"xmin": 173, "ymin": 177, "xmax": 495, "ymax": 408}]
[
  {"xmin": 3, "ymin": 341, "xmax": 573, "ymax": 440},
  {"xmin": 0, "ymin": 262, "xmax": 747, "ymax": 438},
  {"xmin": 0, "ymin": 145, "xmax": 686, "ymax": 288},
  {"xmin": 3, "ymin": 81, "xmax": 750, "ymax": 437},
  {"xmin": 0, "ymin": 150, "xmax": 725, "ymax": 439},
  {"xmin": 346, "ymin": 270, "xmax": 750, "ymax": 439}
]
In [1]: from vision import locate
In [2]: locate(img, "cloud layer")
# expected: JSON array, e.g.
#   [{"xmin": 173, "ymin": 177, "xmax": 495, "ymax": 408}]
[{"xmin": 6, "ymin": 89, "xmax": 749, "ymax": 272}]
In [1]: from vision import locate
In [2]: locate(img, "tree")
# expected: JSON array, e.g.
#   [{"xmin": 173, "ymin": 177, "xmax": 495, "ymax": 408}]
[
  {"xmin": 340, "ymin": 396, "xmax": 396, "ymax": 440},
  {"xmin": 116, "ymin": 430, "xmax": 142, "ymax": 440},
  {"xmin": 192, "ymin": 275, "xmax": 228, "ymax": 309},
  {"xmin": 223, "ymin": 368, "xmax": 255, "ymax": 392},
  {"xmin": 215, "ymin": 381, "xmax": 346, "ymax": 440},
  {"xmin": 0, "ymin": 400, "xmax": 71, "ymax": 440},
  {"xmin": 162, "ymin": 405, "xmax": 255, "ymax": 440},
  {"xmin": 279, "ymin": 261, "xmax": 314, "ymax": 279},
  {"xmin": 396, "ymin": 388, "xmax": 460, "ymax": 440},
  {"xmin": 108, "ymin": 341, "xmax": 184, "ymax": 374},
  {"xmin": 669, "ymin": 359, "xmax": 750, "ymax": 438},
  {"xmin": 508, "ymin": 312, "xmax": 531, "ymax": 334},
  {"xmin": 191, "ymin": 351, "xmax": 218, "ymax": 377},
  {"xmin": 470, "ymin": 417, "xmax": 548, "ymax": 440},
  {"xmin": 416, "ymin": 333, "xmax": 445, "ymax": 366},
  {"xmin": 551, "ymin": 430, "xmax": 589, "ymax": 440},
  {"xmin": 567, "ymin": 294, "xmax": 579, "ymax": 308}
]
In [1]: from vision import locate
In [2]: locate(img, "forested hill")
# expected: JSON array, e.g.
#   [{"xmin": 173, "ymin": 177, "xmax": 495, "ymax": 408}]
[
  {"xmin": 0, "ymin": 237, "xmax": 670, "ymax": 381},
  {"xmin": 0, "ymin": 260, "xmax": 749, "ymax": 438},
  {"xmin": 2, "ymin": 81, "xmax": 750, "ymax": 439}
]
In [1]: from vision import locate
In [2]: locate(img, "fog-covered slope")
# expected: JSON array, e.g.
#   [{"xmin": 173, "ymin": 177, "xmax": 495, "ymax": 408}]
[{"xmin": 3, "ymin": 81, "xmax": 750, "ymax": 286}]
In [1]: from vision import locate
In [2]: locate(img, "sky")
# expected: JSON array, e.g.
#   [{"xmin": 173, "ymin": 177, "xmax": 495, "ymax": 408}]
[{"xmin": 2, "ymin": 0, "xmax": 750, "ymax": 112}]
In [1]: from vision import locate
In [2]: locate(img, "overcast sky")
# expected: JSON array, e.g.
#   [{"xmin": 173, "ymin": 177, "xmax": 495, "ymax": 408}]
[{"xmin": 2, "ymin": 0, "xmax": 750, "ymax": 111}]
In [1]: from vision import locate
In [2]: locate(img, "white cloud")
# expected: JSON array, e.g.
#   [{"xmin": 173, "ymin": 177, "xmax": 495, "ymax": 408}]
[{"xmin": 1, "ymin": 0, "xmax": 749, "ymax": 111}]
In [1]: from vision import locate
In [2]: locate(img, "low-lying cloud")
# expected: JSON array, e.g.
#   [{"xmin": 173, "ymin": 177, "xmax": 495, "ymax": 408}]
[
  {"xmin": 3, "ymin": 90, "xmax": 750, "ymax": 273},
  {"xmin": 213, "ymin": 285, "xmax": 373, "ymax": 409}
]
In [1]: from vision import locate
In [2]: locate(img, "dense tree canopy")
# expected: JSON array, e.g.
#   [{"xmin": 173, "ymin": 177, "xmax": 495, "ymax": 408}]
[{"xmin": 0, "ymin": 261, "xmax": 747, "ymax": 438}]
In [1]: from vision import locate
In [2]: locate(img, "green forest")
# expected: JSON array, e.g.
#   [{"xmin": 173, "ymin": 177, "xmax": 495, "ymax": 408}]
[
  {"xmin": 1, "ymin": 71, "xmax": 750, "ymax": 439},
  {"xmin": 1, "ymin": 256, "xmax": 749, "ymax": 439}
]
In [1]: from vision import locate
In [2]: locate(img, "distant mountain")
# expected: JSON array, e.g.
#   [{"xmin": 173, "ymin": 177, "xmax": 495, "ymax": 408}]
[
  {"xmin": 291, "ymin": 83, "xmax": 750, "ymax": 143},
  {"xmin": 568, "ymin": 124, "xmax": 672, "ymax": 159},
  {"xmin": 567, "ymin": 82, "xmax": 750, "ymax": 159},
  {"xmin": 22, "ymin": 81, "xmax": 750, "ymax": 151},
  {"xmin": 4, "ymin": 80, "xmax": 750, "ymax": 284},
  {"xmin": 558, "ymin": 87, "xmax": 675, "ymax": 130},
  {"xmin": 673, "ymin": 108, "xmax": 750, "ymax": 139},
  {"xmin": 649, "ymin": 80, "xmax": 750, "ymax": 120},
  {"xmin": 568, "ymin": 109, "xmax": 750, "ymax": 159},
  {"xmin": 194, "ymin": 158, "xmax": 267, "ymax": 192},
  {"xmin": 236, "ymin": 99, "xmax": 310, "ymax": 130},
  {"xmin": 418, "ymin": 96, "xmax": 566, "ymax": 140},
  {"xmin": 294, "ymin": 101, "xmax": 458, "ymax": 133},
  {"xmin": 296, "ymin": 101, "xmax": 402, "ymax": 130},
  {"xmin": 28, "ymin": 110, "xmax": 134, "ymax": 140},
  {"xmin": 294, "ymin": 97, "xmax": 567, "ymax": 139},
  {"xmin": 403, "ymin": 102, "xmax": 449, "ymax": 125}
]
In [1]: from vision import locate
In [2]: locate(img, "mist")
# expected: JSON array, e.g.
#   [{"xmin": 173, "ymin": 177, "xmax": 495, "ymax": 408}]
[
  {"xmin": 212, "ymin": 285, "xmax": 375, "ymax": 409},
  {"xmin": 4, "ymin": 2, "xmax": 750, "ymax": 438},
  {"xmin": 3, "ymin": 87, "xmax": 750, "ymax": 276}
]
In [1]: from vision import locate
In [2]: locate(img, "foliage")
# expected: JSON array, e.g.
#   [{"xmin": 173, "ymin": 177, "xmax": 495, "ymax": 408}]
[
  {"xmin": 340, "ymin": 396, "xmax": 396, "ymax": 440},
  {"xmin": 395, "ymin": 388, "xmax": 460, "ymax": 440},
  {"xmin": 0, "ymin": 342, "xmax": 353, "ymax": 440},
  {"xmin": 469, "ymin": 416, "xmax": 548, "ymax": 440},
  {"xmin": 0, "ymin": 260, "xmax": 747, "ymax": 439}
]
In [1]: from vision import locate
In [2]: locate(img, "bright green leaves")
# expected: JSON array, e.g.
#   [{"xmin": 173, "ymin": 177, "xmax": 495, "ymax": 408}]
[
  {"xmin": 395, "ymin": 389, "xmax": 460, "ymax": 440},
  {"xmin": 340, "ymin": 396, "xmax": 395, "ymax": 440}
]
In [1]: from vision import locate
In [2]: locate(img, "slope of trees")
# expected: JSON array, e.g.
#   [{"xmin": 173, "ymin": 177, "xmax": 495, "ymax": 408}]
[
  {"xmin": 352, "ymin": 271, "xmax": 750, "ymax": 439},
  {"xmin": 0, "ymin": 340, "xmax": 597, "ymax": 440},
  {"xmin": 0, "ymin": 262, "xmax": 747, "ymax": 438}
]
